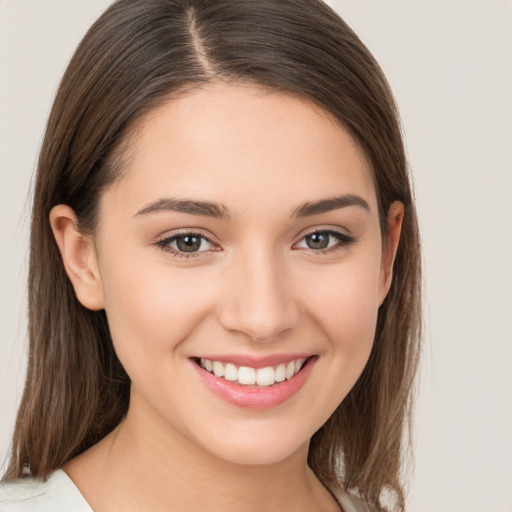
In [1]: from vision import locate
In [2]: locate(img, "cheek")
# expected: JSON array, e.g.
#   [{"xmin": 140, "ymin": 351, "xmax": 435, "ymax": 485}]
[
  {"xmin": 269, "ymin": 254, "xmax": 382, "ymax": 437},
  {"xmin": 98, "ymin": 254, "xmax": 217, "ymax": 373},
  {"xmin": 300, "ymin": 255, "xmax": 382, "ymax": 349},
  {"xmin": 325, "ymin": 279, "xmax": 379, "ymax": 350}
]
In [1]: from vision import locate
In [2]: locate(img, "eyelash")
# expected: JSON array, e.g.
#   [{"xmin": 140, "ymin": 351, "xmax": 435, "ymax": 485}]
[
  {"xmin": 154, "ymin": 229, "xmax": 356, "ymax": 259},
  {"xmin": 294, "ymin": 229, "xmax": 356, "ymax": 254},
  {"xmin": 154, "ymin": 230, "xmax": 217, "ymax": 259}
]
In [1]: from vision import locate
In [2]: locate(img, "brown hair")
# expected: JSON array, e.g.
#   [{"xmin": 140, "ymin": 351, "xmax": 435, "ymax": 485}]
[{"xmin": 4, "ymin": 0, "xmax": 421, "ymax": 510}]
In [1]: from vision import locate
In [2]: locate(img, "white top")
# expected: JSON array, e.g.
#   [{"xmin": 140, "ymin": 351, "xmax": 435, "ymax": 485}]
[
  {"xmin": 0, "ymin": 469, "xmax": 371, "ymax": 511},
  {"xmin": 0, "ymin": 470, "xmax": 91, "ymax": 511}
]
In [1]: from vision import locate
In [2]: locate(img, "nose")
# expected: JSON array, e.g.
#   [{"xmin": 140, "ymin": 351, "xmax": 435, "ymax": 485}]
[{"xmin": 217, "ymin": 247, "xmax": 300, "ymax": 342}]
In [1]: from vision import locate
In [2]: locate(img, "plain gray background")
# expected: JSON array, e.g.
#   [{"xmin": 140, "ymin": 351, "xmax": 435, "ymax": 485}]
[{"xmin": 1, "ymin": 1, "xmax": 511, "ymax": 510}]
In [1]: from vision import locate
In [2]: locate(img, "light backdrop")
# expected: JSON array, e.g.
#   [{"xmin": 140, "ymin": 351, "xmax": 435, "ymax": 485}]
[{"xmin": 1, "ymin": 1, "xmax": 511, "ymax": 510}]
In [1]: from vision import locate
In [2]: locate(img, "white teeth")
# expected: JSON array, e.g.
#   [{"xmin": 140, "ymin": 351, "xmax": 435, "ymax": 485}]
[
  {"xmin": 238, "ymin": 366, "xmax": 256, "ymax": 385},
  {"xmin": 285, "ymin": 361, "xmax": 295, "ymax": 380},
  {"xmin": 256, "ymin": 366, "xmax": 276, "ymax": 386},
  {"xmin": 224, "ymin": 363, "xmax": 238, "ymax": 381},
  {"xmin": 295, "ymin": 358, "xmax": 305, "ymax": 373},
  {"xmin": 275, "ymin": 364, "xmax": 286, "ymax": 382},
  {"xmin": 213, "ymin": 361, "xmax": 225, "ymax": 377},
  {"xmin": 198, "ymin": 357, "xmax": 308, "ymax": 387}
]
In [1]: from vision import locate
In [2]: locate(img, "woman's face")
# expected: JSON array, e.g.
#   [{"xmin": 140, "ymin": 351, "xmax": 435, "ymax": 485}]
[{"xmin": 80, "ymin": 83, "xmax": 399, "ymax": 465}]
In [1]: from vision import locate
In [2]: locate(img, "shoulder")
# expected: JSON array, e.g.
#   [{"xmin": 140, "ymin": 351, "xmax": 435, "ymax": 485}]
[
  {"xmin": 0, "ymin": 470, "xmax": 92, "ymax": 512},
  {"xmin": 336, "ymin": 489, "xmax": 378, "ymax": 512}
]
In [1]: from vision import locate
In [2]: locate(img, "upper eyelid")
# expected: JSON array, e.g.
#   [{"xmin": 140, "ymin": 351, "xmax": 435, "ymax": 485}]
[
  {"xmin": 294, "ymin": 226, "xmax": 354, "ymax": 242},
  {"xmin": 293, "ymin": 227, "xmax": 357, "ymax": 253},
  {"xmin": 155, "ymin": 228, "xmax": 218, "ymax": 244},
  {"xmin": 154, "ymin": 232, "xmax": 218, "ymax": 259},
  {"xmin": 152, "ymin": 230, "xmax": 219, "ymax": 257},
  {"xmin": 154, "ymin": 226, "xmax": 355, "ymax": 248}
]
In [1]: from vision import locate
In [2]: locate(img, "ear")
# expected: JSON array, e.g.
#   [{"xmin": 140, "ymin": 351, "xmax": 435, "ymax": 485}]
[
  {"xmin": 49, "ymin": 205, "xmax": 105, "ymax": 311},
  {"xmin": 378, "ymin": 201, "xmax": 404, "ymax": 305}
]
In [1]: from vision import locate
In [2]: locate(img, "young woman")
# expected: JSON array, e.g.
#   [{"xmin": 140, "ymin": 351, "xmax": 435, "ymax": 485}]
[{"xmin": 0, "ymin": 0, "xmax": 421, "ymax": 511}]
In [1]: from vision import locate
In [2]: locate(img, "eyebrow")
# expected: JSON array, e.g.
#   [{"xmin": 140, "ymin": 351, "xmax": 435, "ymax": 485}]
[
  {"xmin": 135, "ymin": 198, "xmax": 229, "ymax": 218},
  {"xmin": 293, "ymin": 194, "xmax": 370, "ymax": 217},
  {"xmin": 134, "ymin": 194, "xmax": 370, "ymax": 219}
]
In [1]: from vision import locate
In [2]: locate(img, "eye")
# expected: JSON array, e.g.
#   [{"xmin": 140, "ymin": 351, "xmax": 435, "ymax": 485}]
[
  {"xmin": 155, "ymin": 232, "xmax": 216, "ymax": 257},
  {"xmin": 294, "ymin": 230, "xmax": 355, "ymax": 252}
]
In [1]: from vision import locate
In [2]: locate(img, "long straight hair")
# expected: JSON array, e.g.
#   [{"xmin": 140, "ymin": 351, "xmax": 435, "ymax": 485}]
[{"xmin": 4, "ymin": 1, "xmax": 421, "ymax": 510}]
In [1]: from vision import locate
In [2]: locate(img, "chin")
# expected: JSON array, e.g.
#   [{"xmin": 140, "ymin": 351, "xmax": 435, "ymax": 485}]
[
  {"xmin": 209, "ymin": 440, "xmax": 306, "ymax": 467},
  {"xmin": 189, "ymin": 421, "xmax": 312, "ymax": 467}
]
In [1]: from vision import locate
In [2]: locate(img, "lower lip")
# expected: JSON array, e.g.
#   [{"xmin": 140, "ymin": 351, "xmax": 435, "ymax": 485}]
[{"xmin": 191, "ymin": 357, "xmax": 316, "ymax": 409}]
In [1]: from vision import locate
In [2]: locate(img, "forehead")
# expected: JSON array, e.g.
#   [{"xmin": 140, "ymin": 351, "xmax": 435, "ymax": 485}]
[{"xmin": 104, "ymin": 83, "xmax": 377, "ymax": 218}]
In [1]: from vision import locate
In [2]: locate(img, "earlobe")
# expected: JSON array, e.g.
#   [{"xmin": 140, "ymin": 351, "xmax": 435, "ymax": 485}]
[
  {"xmin": 378, "ymin": 201, "xmax": 404, "ymax": 305},
  {"xmin": 49, "ymin": 205, "xmax": 105, "ymax": 311}
]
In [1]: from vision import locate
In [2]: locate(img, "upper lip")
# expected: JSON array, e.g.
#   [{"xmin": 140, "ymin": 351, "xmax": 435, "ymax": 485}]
[{"xmin": 192, "ymin": 353, "xmax": 315, "ymax": 368}]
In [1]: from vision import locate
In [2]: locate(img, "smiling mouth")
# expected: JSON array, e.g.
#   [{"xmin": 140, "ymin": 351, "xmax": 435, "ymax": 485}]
[{"xmin": 194, "ymin": 357, "xmax": 313, "ymax": 388}]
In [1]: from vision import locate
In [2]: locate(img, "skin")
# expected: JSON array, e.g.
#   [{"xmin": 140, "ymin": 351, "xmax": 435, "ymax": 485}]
[{"xmin": 50, "ymin": 83, "xmax": 403, "ymax": 512}]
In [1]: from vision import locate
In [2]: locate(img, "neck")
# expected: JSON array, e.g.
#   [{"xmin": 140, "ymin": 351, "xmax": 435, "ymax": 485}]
[{"xmin": 64, "ymin": 394, "xmax": 339, "ymax": 512}]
